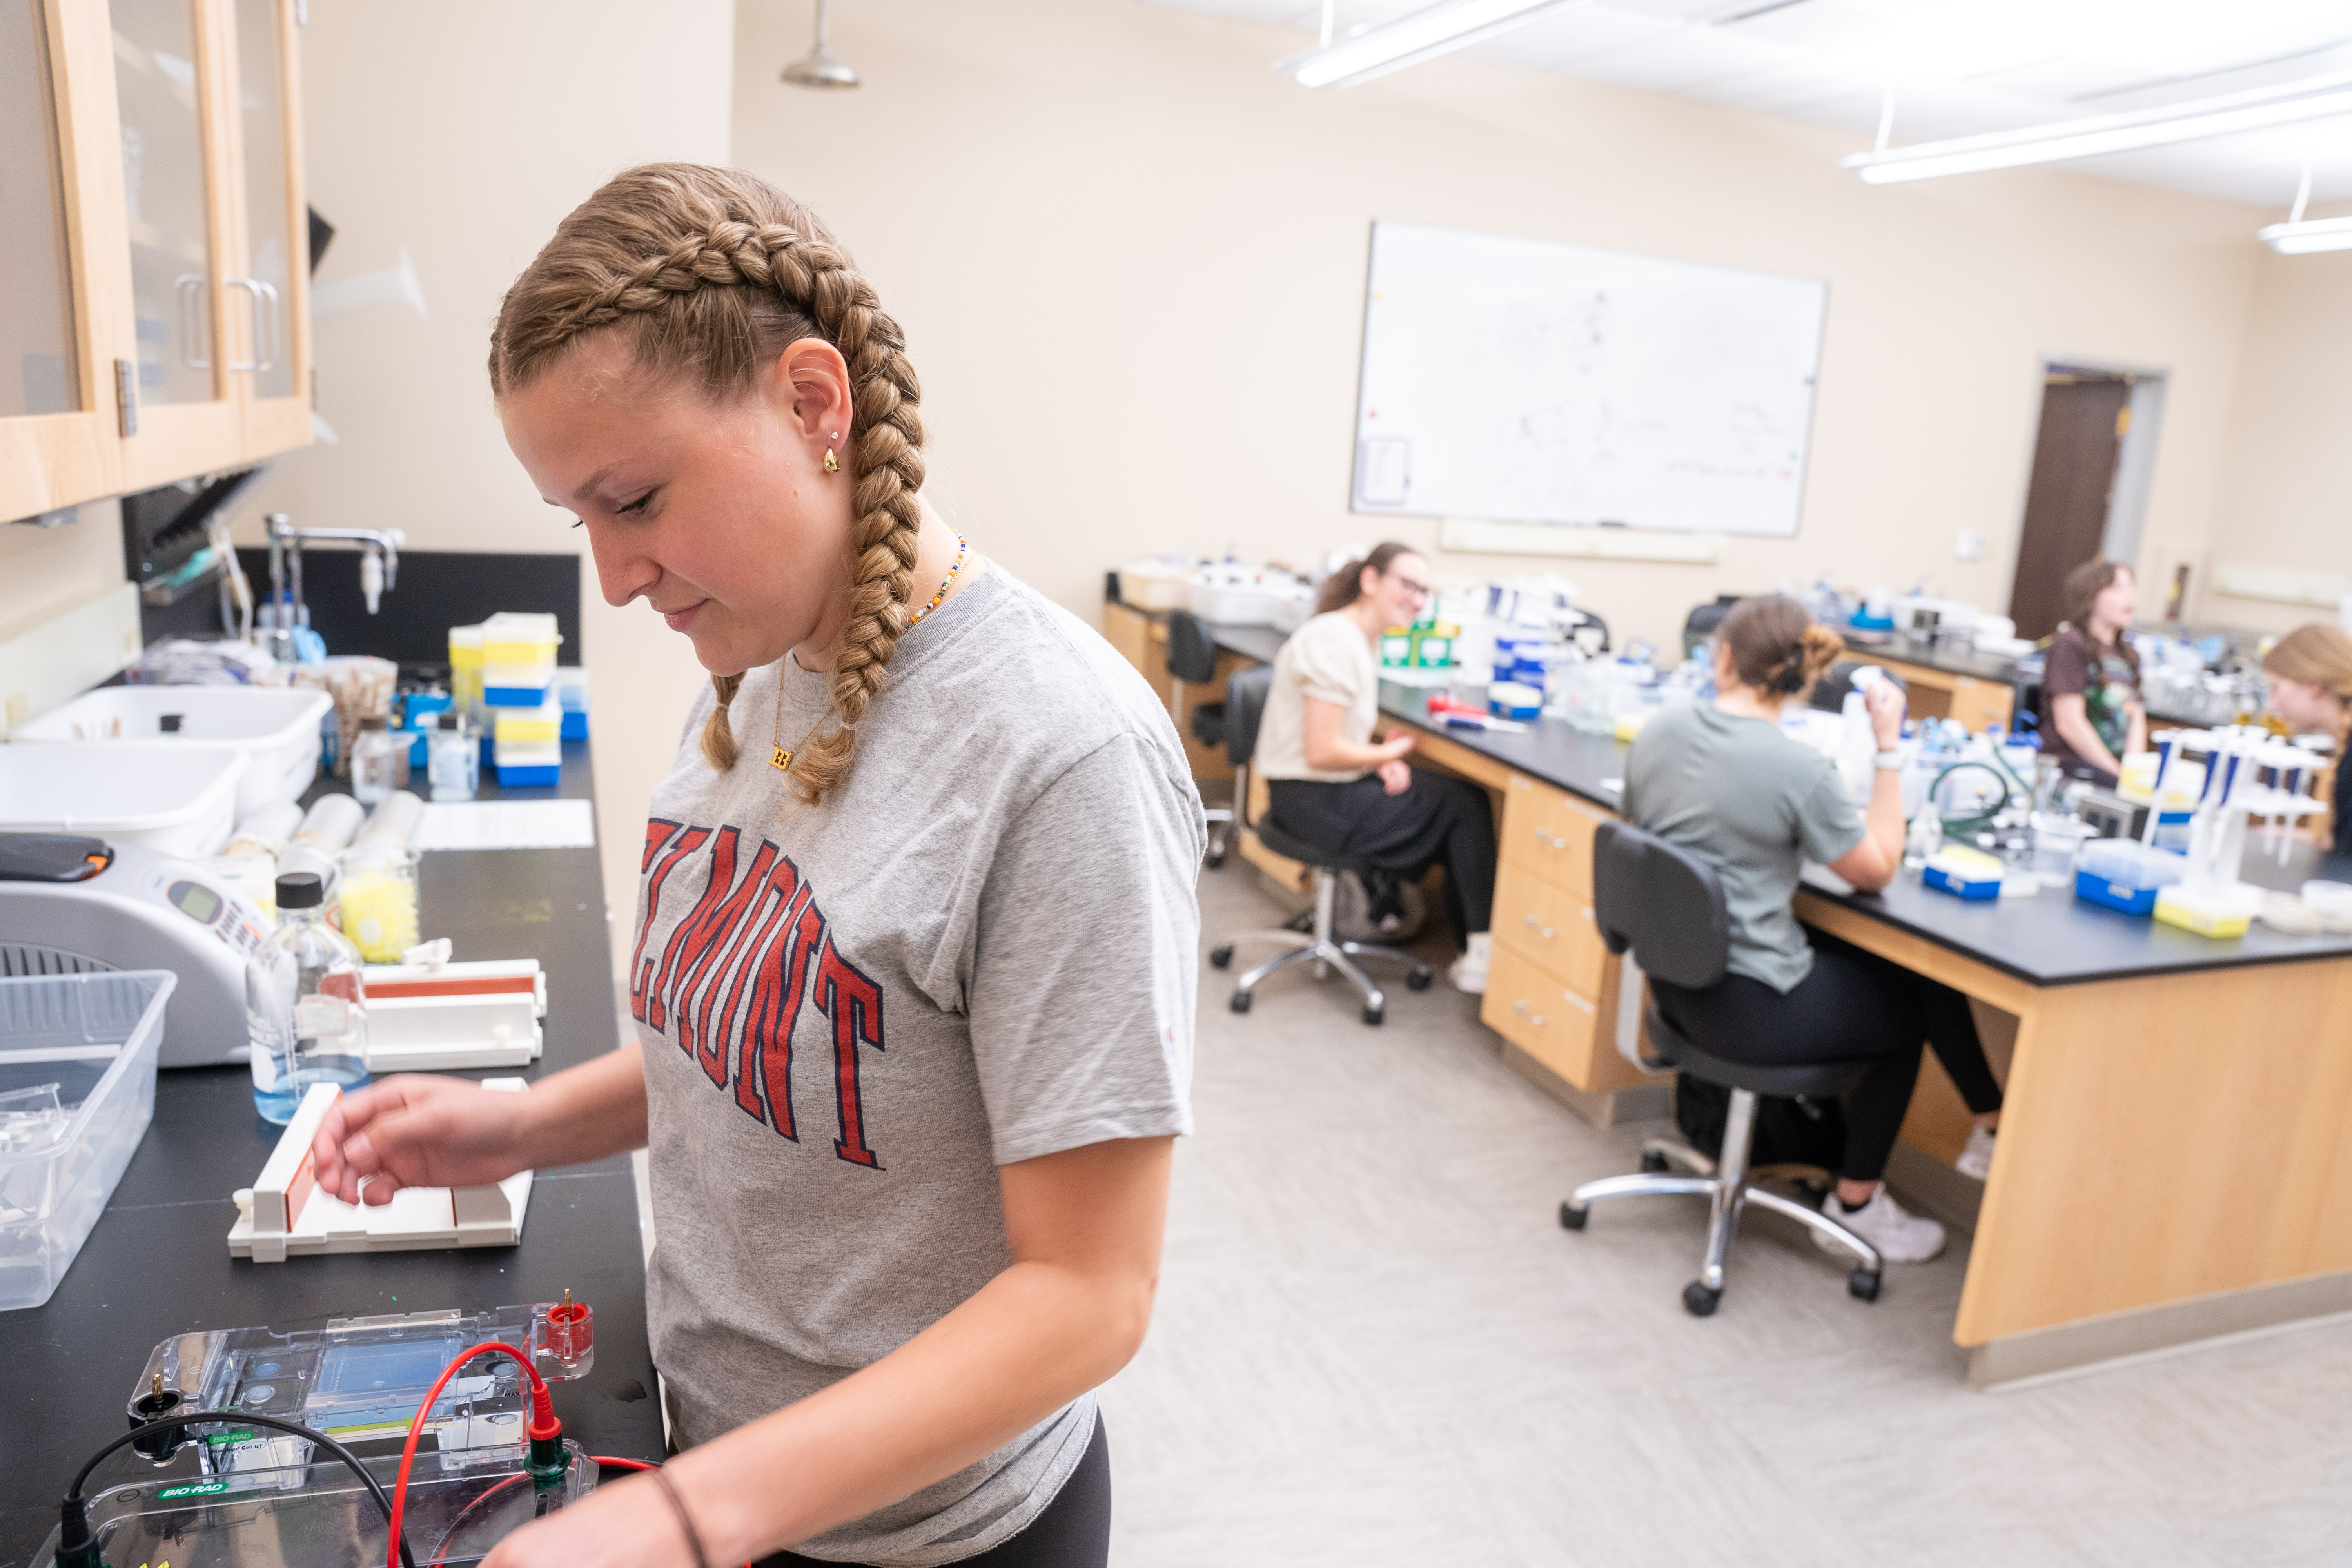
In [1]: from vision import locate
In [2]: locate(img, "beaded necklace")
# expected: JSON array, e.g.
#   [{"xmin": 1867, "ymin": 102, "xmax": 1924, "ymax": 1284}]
[{"xmin": 770, "ymin": 532, "xmax": 971, "ymax": 773}]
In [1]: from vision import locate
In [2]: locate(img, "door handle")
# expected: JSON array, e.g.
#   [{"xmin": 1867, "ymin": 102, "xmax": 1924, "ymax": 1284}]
[
  {"xmin": 174, "ymin": 274, "xmax": 210, "ymax": 368},
  {"xmin": 226, "ymin": 278, "xmax": 279, "ymax": 372}
]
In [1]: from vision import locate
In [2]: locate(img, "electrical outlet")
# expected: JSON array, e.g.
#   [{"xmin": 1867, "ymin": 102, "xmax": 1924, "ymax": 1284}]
[
  {"xmin": 4, "ymin": 693, "xmax": 26, "ymax": 732},
  {"xmin": 1955, "ymin": 530, "xmax": 1986, "ymax": 562}
]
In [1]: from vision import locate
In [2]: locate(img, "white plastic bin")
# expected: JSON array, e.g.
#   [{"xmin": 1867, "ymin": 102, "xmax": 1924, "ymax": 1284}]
[
  {"xmin": 14, "ymin": 686, "xmax": 329, "ymax": 817},
  {"xmin": 0, "ymin": 744, "xmax": 248, "ymax": 857},
  {"xmin": 0, "ymin": 969, "xmax": 176, "ymax": 1310}
]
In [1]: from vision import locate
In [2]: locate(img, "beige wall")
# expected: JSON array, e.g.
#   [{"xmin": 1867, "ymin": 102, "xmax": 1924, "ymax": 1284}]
[
  {"xmin": 729, "ymin": 0, "xmax": 2265, "ymax": 654},
  {"xmin": 230, "ymin": 0, "xmax": 734, "ymax": 971},
  {"xmin": 2198, "ymin": 245, "xmax": 2352, "ymax": 636},
  {"xmin": 0, "ymin": 498, "xmax": 123, "ymax": 640}
]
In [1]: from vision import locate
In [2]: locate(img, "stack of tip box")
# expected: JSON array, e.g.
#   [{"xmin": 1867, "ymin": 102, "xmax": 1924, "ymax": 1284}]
[{"xmin": 470, "ymin": 613, "xmax": 563, "ymax": 787}]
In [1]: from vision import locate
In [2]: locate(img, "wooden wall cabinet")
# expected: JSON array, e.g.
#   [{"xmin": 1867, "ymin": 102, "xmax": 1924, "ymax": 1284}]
[{"xmin": 1, "ymin": 0, "xmax": 309, "ymax": 523}]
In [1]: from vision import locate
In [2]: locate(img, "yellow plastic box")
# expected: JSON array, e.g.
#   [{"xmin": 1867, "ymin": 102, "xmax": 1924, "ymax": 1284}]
[{"xmin": 2153, "ymin": 884, "xmax": 2251, "ymax": 939}]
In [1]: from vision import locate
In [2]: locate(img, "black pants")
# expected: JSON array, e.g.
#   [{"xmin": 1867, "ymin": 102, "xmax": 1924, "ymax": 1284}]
[
  {"xmin": 1266, "ymin": 773, "xmax": 1495, "ymax": 947},
  {"xmin": 1649, "ymin": 929, "xmax": 2004, "ymax": 1183},
  {"xmin": 758, "ymin": 1413, "xmax": 1109, "ymax": 1568}
]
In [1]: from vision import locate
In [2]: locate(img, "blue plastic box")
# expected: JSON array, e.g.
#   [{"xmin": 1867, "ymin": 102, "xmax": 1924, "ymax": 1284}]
[
  {"xmin": 495, "ymin": 762, "xmax": 561, "ymax": 788},
  {"xmin": 2073, "ymin": 838, "xmax": 2183, "ymax": 916}
]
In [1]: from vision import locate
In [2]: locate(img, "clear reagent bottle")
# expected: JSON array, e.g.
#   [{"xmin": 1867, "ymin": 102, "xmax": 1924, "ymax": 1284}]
[{"xmin": 247, "ymin": 870, "xmax": 370, "ymax": 1123}]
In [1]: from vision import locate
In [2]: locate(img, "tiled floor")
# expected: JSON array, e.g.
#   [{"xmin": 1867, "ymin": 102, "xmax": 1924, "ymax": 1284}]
[{"xmin": 1098, "ymin": 864, "xmax": 2352, "ymax": 1566}]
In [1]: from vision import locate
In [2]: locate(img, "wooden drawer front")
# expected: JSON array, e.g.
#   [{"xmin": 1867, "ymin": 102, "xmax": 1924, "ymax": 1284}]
[
  {"xmin": 1500, "ymin": 775, "xmax": 1608, "ymax": 900},
  {"xmin": 1493, "ymin": 857, "xmax": 1605, "ymax": 1000},
  {"xmin": 1481, "ymin": 943, "xmax": 1600, "ymax": 1087}
]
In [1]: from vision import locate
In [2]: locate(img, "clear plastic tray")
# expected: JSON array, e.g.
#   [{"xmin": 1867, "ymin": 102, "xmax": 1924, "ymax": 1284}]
[
  {"xmin": 0, "ymin": 971, "xmax": 176, "ymax": 1311},
  {"xmin": 31, "ymin": 1438, "xmax": 598, "ymax": 1567}
]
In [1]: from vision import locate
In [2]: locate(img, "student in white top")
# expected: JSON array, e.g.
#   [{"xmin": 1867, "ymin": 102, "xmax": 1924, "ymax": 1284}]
[{"xmin": 1255, "ymin": 543, "xmax": 1496, "ymax": 992}]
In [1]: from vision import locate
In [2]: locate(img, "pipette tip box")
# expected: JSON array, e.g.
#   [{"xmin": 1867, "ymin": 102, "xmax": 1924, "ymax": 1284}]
[
  {"xmin": 2073, "ymin": 838, "xmax": 2185, "ymax": 916},
  {"xmin": 1922, "ymin": 847, "xmax": 2003, "ymax": 900}
]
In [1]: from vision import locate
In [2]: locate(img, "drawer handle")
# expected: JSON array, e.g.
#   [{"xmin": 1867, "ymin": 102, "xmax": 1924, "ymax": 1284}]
[
  {"xmin": 1533, "ymin": 829, "xmax": 1567, "ymax": 849},
  {"xmin": 1521, "ymin": 915, "xmax": 1555, "ymax": 940},
  {"xmin": 1512, "ymin": 998, "xmax": 1547, "ymax": 1026}
]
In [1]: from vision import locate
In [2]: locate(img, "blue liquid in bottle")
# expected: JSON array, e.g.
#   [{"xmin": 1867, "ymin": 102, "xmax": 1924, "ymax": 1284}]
[{"xmin": 249, "ymin": 872, "xmax": 370, "ymax": 1123}]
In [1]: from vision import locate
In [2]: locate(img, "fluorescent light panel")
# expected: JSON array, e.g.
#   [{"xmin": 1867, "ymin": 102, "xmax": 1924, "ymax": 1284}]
[
  {"xmin": 2258, "ymin": 215, "xmax": 2352, "ymax": 254},
  {"xmin": 1843, "ymin": 70, "xmax": 2352, "ymax": 184},
  {"xmin": 1275, "ymin": 0, "xmax": 1595, "ymax": 90}
]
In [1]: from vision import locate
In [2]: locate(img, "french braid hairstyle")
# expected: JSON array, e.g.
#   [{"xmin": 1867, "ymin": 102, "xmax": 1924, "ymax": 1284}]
[{"xmin": 488, "ymin": 164, "xmax": 924, "ymax": 805}]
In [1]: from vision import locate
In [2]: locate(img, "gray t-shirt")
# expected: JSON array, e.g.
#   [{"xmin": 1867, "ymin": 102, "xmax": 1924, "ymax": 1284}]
[
  {"xmin": 631, "ymin": 566, "xmax": 1201, "ymax": 1564},
  {"xmin": 1621, "ymin": 700, "xmax": 1865, "ymax": 994}
]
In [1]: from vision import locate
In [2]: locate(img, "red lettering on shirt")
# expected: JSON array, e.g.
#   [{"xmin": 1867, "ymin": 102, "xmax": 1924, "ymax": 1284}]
[
  {"xmin": 815, "ymin": 938, "xmax": 886, "ymax": 1170},
  {"xmin": 738, "ymin": 889, "xmax": 826, "ymax": 1139},
  {"xmin": 630, "ymin": 822, "xmax": 711, "ymax": 1024}
]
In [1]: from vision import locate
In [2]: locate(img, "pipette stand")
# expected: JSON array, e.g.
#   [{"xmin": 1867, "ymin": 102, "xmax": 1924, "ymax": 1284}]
[{"xmin": 2149, "ymin": 726, "xmax": 2328, "ymax": 894}]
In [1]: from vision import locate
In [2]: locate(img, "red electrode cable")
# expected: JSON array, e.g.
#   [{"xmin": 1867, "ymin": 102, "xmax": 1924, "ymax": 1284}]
[{"xmin": 386, "ymin": 1341, "xmax": 559, "ymax": 1568}]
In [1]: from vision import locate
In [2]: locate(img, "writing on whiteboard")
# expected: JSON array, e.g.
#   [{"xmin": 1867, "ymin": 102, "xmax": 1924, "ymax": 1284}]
[{"xmin": 1352, "ymin": 222, "xmax": 1827, "ymax": 538}]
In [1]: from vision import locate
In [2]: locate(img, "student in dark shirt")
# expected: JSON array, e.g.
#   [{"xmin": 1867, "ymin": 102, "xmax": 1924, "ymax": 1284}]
[
  {"xmin": 2262, "ymin": 623, "xmax": 2352, "ymax": 854},
  {"xmin": 2041, "ymin": 560, "xmax": 2146, "ymax": 784}
]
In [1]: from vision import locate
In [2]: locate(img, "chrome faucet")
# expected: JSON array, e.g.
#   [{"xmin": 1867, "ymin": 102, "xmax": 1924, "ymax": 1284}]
[{"xmin": 261, "ymin": 512, "xmax": 408, "ymax": 661}]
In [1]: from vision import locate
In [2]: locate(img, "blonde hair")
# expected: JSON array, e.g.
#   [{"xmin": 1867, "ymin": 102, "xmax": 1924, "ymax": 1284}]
[
  {"xmin": 488, "ymin": 164, "xmax": 923, "ymax": 804},
  {"xmin": 1717, "ymin": 594, "xmax": 1843, "ymax": 699},
  {"xmin": 2265, "ymin": 622, "xmax": 2352, "ymax": 747}
]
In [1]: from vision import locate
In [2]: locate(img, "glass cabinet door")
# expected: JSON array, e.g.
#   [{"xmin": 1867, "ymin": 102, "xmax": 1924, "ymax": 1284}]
[
  {"xmin": 111, "ymin": 0, "xmax": 218, "ymax": 410},
  {"xmin": 0, "ymin": 0, "xmax": 80, "ymax": 421},
  {"xmin": 232, "ymin": 0, "xmax": 294, "ymax": 403}
]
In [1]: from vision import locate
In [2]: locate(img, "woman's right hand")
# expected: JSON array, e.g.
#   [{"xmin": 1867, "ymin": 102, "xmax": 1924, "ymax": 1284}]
[
  {"xmin": 310, "ymin": 1074, "xmax": 539, "ymax": 1205},
  {"xmin": 1380, "ymin": 731, "xmax": 1417, "ymax": 762}
]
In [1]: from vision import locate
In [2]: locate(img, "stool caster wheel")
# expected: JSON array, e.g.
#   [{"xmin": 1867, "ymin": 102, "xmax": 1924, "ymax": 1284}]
[
  {"xmin": 1229, "ymin": 990, "xmax": 1252, "ymax": 1014},
  {"xmin": 1848, "ymin": 1268, "xmax": 1881, "ymax": 1303},
  {"xmin": 1209, "ymin": 944, "xmax": 1234, "ymax": 969},
  {"xmin": 1682, "ymin": 1281, "xmax": 1721, "ymax": 1318},
  {"xmin": 1640, "ymin": 1150, "xmax": 1670, "ymax": 1174},
  {"xmin": 1361, "ymin": 1005, "xmax": 1383, "ymax": 1026},
  {"xmin": 1405, "ymin": 968, "xmax": 1432, "ymax": 991},
  {"xmin": 1205, "ymin": 849, "xmax": 1226, "ymax": 870},
  {"xmin": 1558, "ymin": 1201, "xmax": 1588, "ymax": 1231}
]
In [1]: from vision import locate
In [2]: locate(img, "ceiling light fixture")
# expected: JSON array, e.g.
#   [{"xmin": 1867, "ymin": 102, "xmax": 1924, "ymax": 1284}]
[
  {"xmin": 782, "ymin": 0, "xmax": 858, "ymax": 90},
  {"xmin": 1275, "ymin": 0, "xmax": 1598, "ymax": 91},
  {"xmin": 2258, "ymin": 155, "xmax": 2352, "ymax": 254},
  {"xmin": 1842, "ymin": 70, "xmax": 2352, "ymax": 184}
]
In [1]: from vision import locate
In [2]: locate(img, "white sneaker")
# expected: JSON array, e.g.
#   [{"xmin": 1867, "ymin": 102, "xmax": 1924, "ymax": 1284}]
[
  {"xmin": 1448, "ymin": 932, "xmax": 1492, "ymax": 995},
  {"xmin": 1955, "ymin": 1125, "xmax": 1996, "ymax": 1181},
  {"xmin": 1814, "ymin": 1186, "xmax": 1947, "ymax": 1264}
]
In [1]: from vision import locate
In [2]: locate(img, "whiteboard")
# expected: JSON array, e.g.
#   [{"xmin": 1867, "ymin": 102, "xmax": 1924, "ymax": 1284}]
[{"xmin": 1351, "ymin": 222, "xmax": 1827, "ymax": 537}]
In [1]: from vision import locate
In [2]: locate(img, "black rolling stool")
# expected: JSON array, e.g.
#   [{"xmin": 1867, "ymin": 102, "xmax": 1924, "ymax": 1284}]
[
  {"xmin": 1559, "ymin": 820, "xmax": 1885, "ymax": 1316},
  {"xmin": 1205, "ymin": 664, "xmax": 1431, "ymax": 1026},
  {"xmin": 1167, "ymin": 612, "xmax": 1234, "ymax": 869}
]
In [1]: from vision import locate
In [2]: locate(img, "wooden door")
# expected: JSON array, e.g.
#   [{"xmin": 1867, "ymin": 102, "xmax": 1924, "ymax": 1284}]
[
  {"xmin": 2007, "ymin": 375, "xmax": 2131, "ymax": 642},
  {"xmin": 101, "ymin": 0, "xmax": 248, "ymax": 490},
  {"xmin": 222, "ymin": 0, "xmax": 308, "ymax": 460},
  {"xmin": 0, "ymin": 0, "xmax": 125, "ymax": 519}
]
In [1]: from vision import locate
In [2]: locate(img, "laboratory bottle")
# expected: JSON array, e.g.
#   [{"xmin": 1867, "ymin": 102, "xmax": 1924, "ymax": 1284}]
[
  {"xmin": 351, "ymin": 714, "xmax": 404, "ymax": 805},
  {"xmin": 428, "ymin": 710, "xmax": 479, "ymax": 801},
  {"xmin": 247, "ymin": 871, "xmax": 370, "ymax": 1123}
]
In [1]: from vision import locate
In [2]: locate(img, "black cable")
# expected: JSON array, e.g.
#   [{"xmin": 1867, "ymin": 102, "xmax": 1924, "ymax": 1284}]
[{"xmin": 62, "ymin": 1410, "xmax": 417, "ymax": 1568}]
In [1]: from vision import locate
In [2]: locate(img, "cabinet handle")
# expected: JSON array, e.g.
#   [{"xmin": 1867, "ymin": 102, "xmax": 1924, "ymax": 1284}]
[
  {"xmin": 174, "ymin": 274, "xmax": 210, "ymax": 369},
  {"xmin": 1533, "ymin": 829, "xmax": 1566, "ymax": 849},
  {"xmin": 1521, "ymin": 914, "xmax": 1555, "ymax": 939},
  {"xmin": 227, "ymin": 278, "xmax": 280, "ymax": 373},
  {"xmin": 1512, "ymin": 998, "xmax": 1546, "ymax": 1027}
]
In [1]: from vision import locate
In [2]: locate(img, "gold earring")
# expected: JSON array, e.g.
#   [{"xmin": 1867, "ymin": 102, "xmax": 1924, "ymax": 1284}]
[{"xmin": 823, "ymin": 447, "xmax": 839, "ymax": 473}]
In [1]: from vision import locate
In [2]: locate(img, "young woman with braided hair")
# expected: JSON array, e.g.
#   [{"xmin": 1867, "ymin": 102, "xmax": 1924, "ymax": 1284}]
[
  {"xmin": 1622, "ymin": 595, "xmax": 2004, "ymax": 1264},
  {"xmin": 305, "ymin": 165, "xmax": 1203, "ymax": 1567}
]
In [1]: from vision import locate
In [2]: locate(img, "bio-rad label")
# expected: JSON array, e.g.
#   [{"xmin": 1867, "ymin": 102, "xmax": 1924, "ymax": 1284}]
[
  {"xmin": 293, "ymin": 994, "xmax": 353, "ymax": 1040},
  {"xmin": 158, "ymin": 1479, "xmax": 230, "ymax": 1499}
]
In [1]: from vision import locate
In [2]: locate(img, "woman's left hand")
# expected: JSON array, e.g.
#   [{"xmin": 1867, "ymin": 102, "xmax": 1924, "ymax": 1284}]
[
  {"xmin": 1376, "ymin": 758, "xmax": 1412, "ymax": 795},
  {"xmin": 477, "ymin": 1472, "xmax": 703, "ymax": 1568}
]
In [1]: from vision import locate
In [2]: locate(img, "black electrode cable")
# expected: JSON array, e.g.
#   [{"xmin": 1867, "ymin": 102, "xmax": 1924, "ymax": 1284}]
[{"xmin": 61, "ymin": 1410, "xmax": 417, "ymax": 1568}]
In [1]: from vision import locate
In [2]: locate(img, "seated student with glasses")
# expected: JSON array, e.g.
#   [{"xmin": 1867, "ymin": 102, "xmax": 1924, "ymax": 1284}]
[
  {"xmin": 1623, "ymin": 593, "xmax": 2005, "ymax": 1263},
  {"xmin": 1254, "ymin": 543, "xmax": 1497, "ymax": 993}
]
